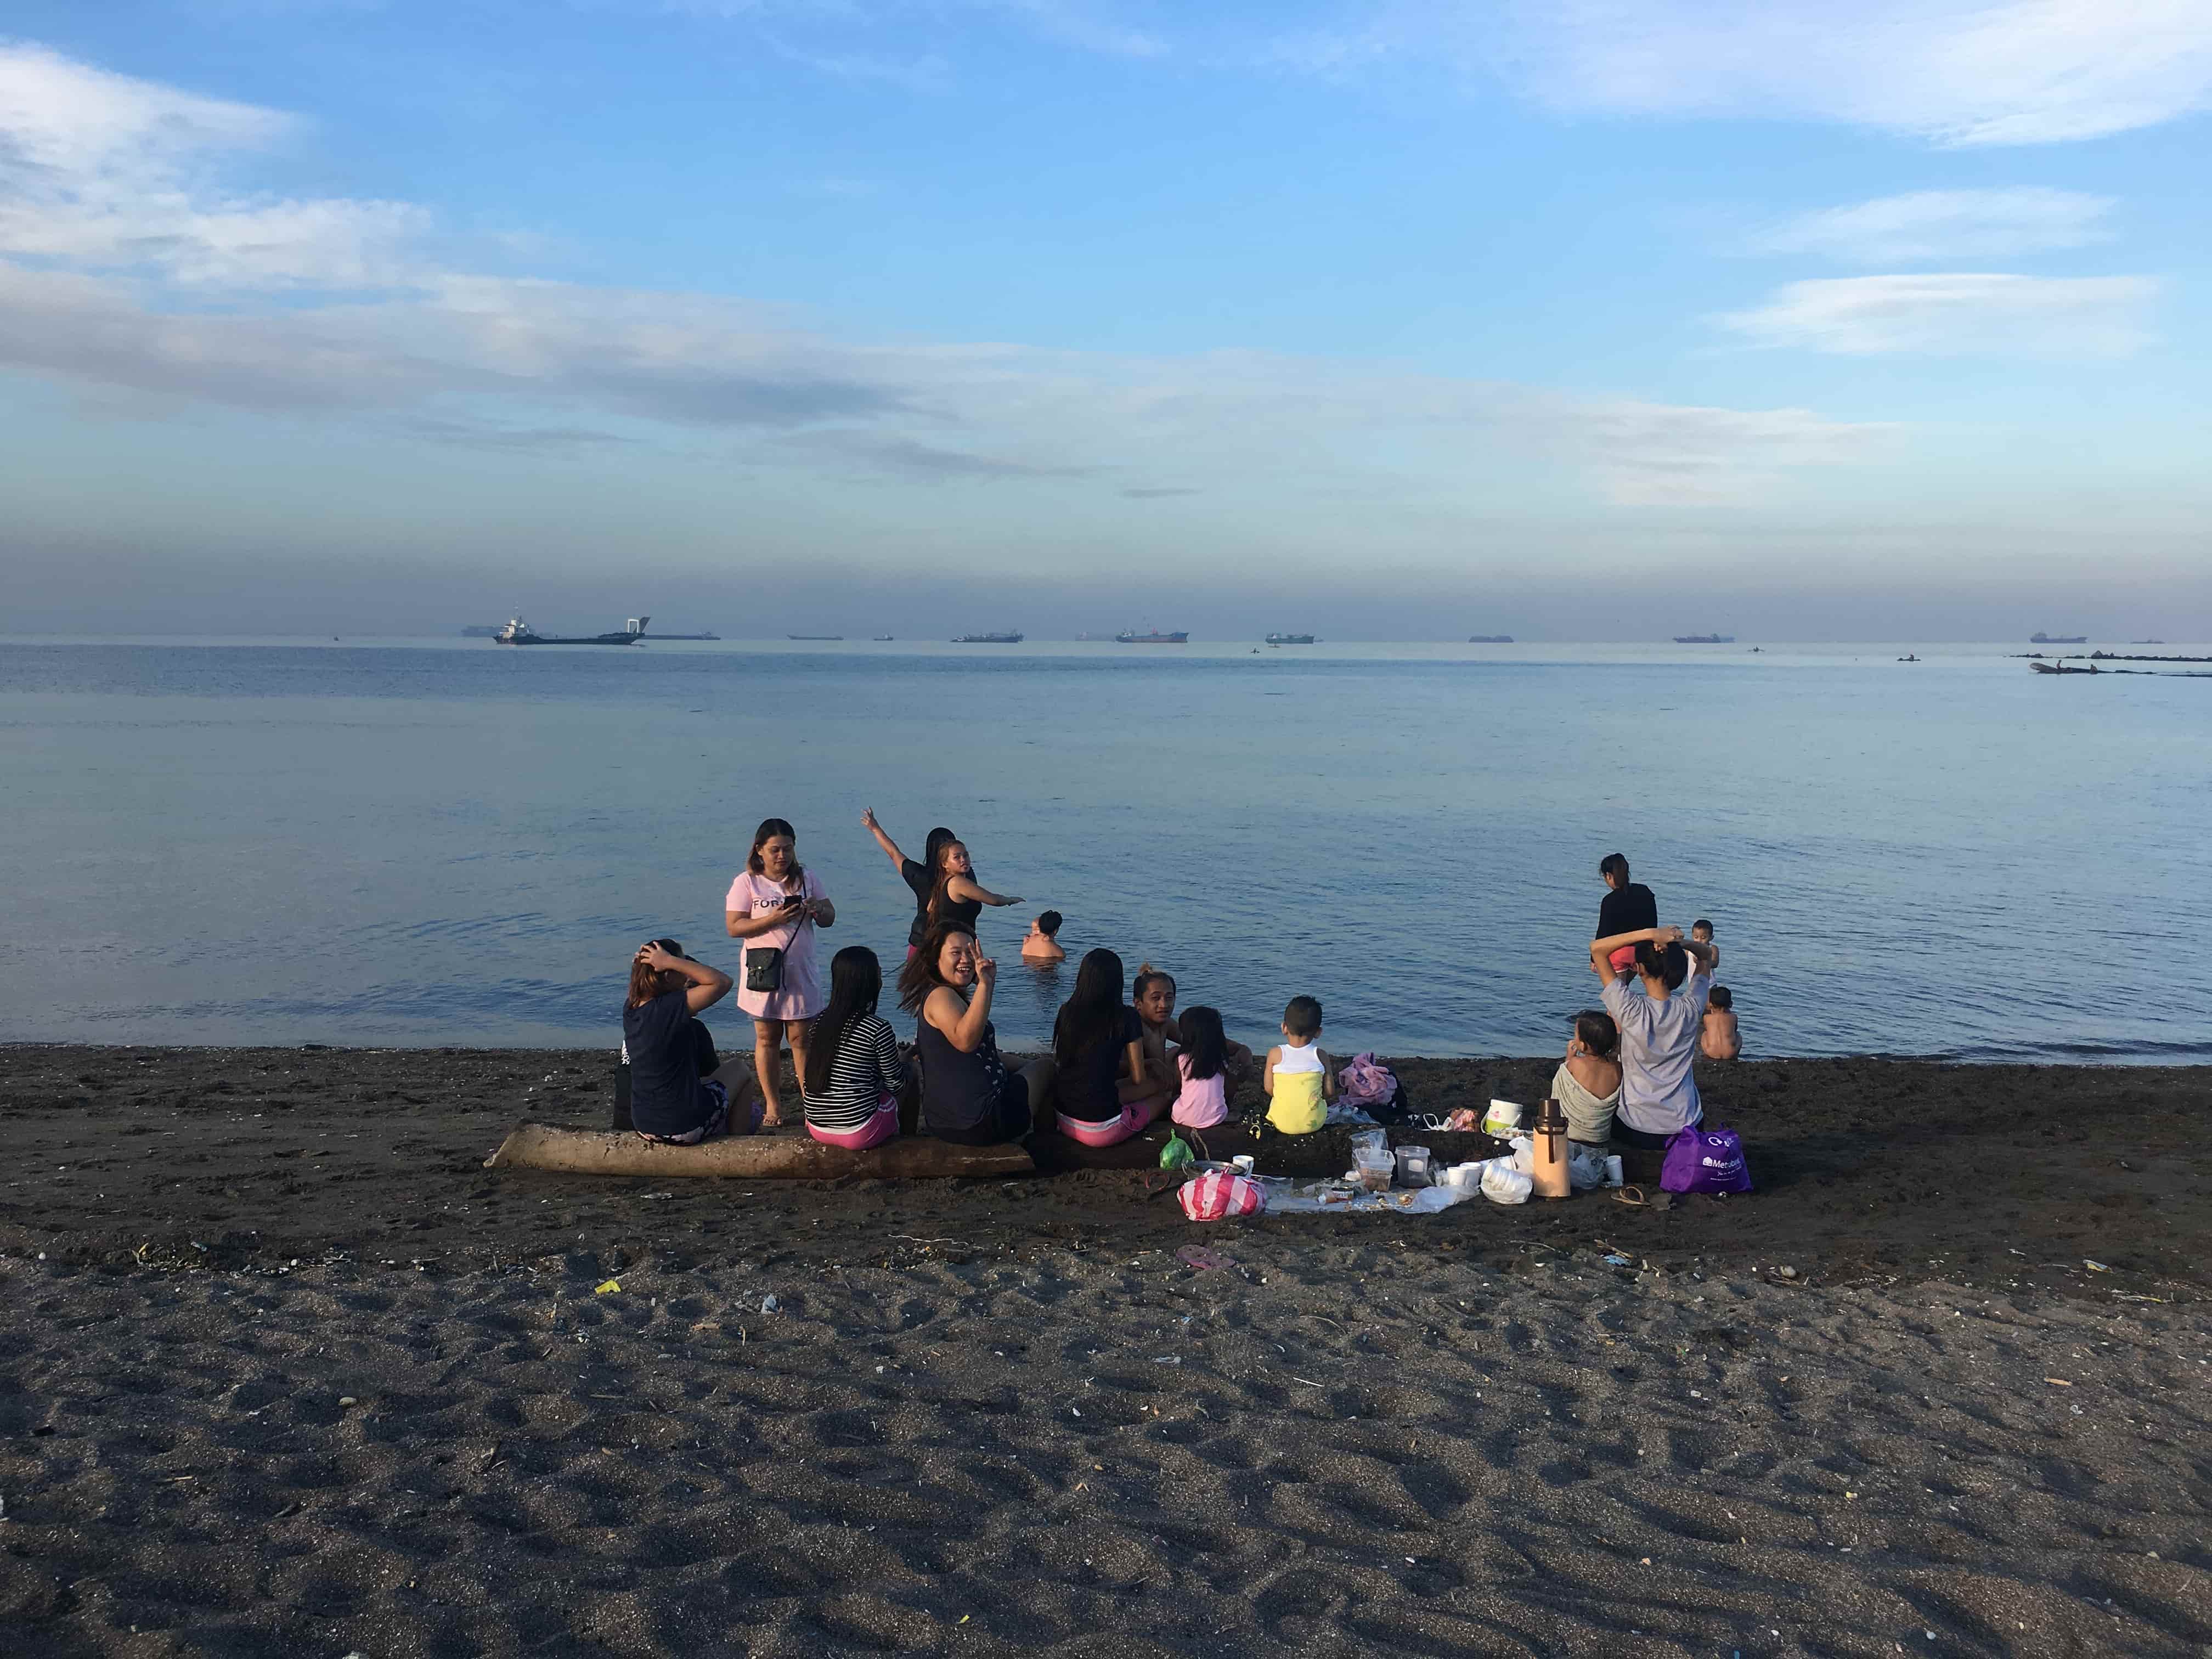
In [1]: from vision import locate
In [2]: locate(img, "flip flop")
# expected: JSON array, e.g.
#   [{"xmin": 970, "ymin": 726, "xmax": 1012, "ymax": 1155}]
[{"xmin": 1613, "ymin": 1185, "xmax": 1650, "ymax": 1207}]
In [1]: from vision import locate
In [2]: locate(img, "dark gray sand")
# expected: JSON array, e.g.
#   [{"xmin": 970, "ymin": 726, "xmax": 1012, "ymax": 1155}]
[{"xmin": 3, "ymin": 1047, "xmax": 2209, "ymax": 1657}]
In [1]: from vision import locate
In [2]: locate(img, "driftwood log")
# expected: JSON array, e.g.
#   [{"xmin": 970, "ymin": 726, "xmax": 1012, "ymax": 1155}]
[{"xmin": 484, "ymin": 1122, "xmax": 1034, "ymax": 1179}]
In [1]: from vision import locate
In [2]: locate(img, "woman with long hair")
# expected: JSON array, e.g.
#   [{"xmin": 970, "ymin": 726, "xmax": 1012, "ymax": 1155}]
[
  {"xmin": 623, "ymin": 938, "xmax": 761, "ymax": 1143},
  {"xmin": 725, "ymin": 817, "xmax": 835, "ymax": 1128},
  {"xmin": 897, "ymin": 921, "xmax": 1054, "ymax": 1145},
  {"xmin": 801, "ymin": 946, "xmax": 906, "ymax": 1149},
  {"xmin": 861, "ymin": 809, "xmax": 1022, "ymax": 956},
  {"xmin": 1049, "ymin": 948, "xmax": 1170, "ymax": 1148}
]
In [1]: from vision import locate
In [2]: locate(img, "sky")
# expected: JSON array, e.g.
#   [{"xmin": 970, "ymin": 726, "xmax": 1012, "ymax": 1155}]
[{"xmin": 2, "ymin": 2, "xmax": 2209, "ymax": 639}]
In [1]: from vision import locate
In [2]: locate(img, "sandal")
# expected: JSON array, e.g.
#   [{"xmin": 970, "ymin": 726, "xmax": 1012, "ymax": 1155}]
[{"xmin": 1613, "ymin": 1184, "xmax": 1650, "ymax": 1207}]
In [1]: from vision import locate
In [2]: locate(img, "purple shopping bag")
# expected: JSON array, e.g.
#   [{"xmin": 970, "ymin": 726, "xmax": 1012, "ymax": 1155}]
[{"xmin": 1660, "ymin": 1124, "xmax": 1752, "ymax": 1194}]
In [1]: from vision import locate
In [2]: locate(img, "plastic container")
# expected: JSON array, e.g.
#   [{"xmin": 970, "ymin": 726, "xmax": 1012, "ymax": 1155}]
[
  {"xmin": 1394, "ymin": 1144, "xmax": 1433, "ymax": 1187},
  {"xmin": 1352, "ymin": 1146, "xmax": 1395, "ymax": 1193},
  {"xmin": 1482, "ymin": 1098, "xmax": 1524, "ymax": 1138}
]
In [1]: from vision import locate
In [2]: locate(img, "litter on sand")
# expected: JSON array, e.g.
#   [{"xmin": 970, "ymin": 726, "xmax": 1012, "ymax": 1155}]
[
  {"xmin": 1176, "ymin": 1244, "xmax": 1235, "ymax": 1271},
  {"xmin": 594, "ymin": 1279, "xmax": 622, "ymax": 1295}
]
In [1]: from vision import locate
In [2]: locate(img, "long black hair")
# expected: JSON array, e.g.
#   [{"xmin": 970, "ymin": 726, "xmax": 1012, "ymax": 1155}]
[
  {"xmin": 806, "ymin": 945, "xmax": 882, "ymax": 1097},
  {"xmin": 1177, "ymin": 1005, "xmax": 1227, "ymax": 1082},
  {"xmin": 1053, "ymin": 947, "xmax": 1126, "ymax": 1068},
  {"xmin": 898, "ymin": 921, "xmax": 975, "ymax": 1014}
]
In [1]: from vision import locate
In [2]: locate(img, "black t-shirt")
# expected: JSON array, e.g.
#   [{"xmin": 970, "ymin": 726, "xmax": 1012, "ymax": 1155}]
[
  {"xmin": 623, "ymin": 990, "xmax": 714, "ymax": 1137},
  {"xmin": 904, "ymin": 857, "xmax": 982, "ymax": 947},
  {"xmin": 1053, "ymin": 1005, "xmax": 1141, "ymax": 1124},
  {"xmin": 1597, "ymin": 882, "xmax": 1658, "ymax": 941}
]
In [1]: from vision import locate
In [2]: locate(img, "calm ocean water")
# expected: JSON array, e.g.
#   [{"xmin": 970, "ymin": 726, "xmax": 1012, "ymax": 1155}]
[{"xmin": 2, "ymin": 637, "xmax": 2204, "ymax": 1062}]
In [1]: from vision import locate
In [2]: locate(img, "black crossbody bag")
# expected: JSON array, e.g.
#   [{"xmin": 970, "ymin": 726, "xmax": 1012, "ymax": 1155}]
[{"xmin": 745, "ymin": 893, "xmax": 811, "ymax": 992}]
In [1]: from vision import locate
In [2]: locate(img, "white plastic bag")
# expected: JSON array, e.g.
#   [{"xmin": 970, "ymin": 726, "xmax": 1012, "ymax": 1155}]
[{"xmin": 1481, "ymin": 1160, "xmax": 1533, "ymax": 1205}]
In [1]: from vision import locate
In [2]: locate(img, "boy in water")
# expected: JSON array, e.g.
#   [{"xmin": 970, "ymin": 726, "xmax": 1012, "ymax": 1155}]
[
  {"xmin": 1691, "ymin": 918, "xmax": 1720, "ymax": 976},
  {"xmin": 1020, "ymin": 910, "xmax": 1066, "ymax": 963},
  {"xmin": 1262, "ymin": 996, "xmax": 1335, "ymax": 1135},
  {"xmin": 1701, "ymin": 985, "xmax": 1741, "ymax": 1060},
  {"xmin": 1597, "ymin": 854, "xmax": 1657, "ymax": 973}
]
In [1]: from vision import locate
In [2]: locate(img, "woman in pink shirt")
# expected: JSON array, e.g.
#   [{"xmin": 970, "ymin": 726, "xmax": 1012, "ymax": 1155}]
[{"xmin": 725, "ymin": 817, "xmax": 834, "ymax": 1128}]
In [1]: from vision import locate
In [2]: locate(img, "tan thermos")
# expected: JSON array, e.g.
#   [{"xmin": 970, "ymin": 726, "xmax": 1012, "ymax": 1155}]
[{"xmin": 1531, "ymin": 1097, "xmax": 1570, "ymax": 1199}]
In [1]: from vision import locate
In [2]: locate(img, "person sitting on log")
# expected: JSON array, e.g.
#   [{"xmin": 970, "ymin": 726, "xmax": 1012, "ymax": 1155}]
[
  {"xmin": 624, "ymin": 939, "xmax": 762, "ymax": 1144},
  {"xmin": 1051, "ymin": 949, "xmax": 1172, "ymax": 1148},
  {"xmin": 898, "ymin": 922, "xmax": 1055, "ymax": 1145},
  {"xmin": 802, "ymin": 946, "xmax": 907, "ymax": 1150}
]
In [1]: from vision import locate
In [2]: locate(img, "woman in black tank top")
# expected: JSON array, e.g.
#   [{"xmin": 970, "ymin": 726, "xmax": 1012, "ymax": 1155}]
[{"xmin": 897, "ymin": 922, "xmax": 1055, "ymax": 1144}]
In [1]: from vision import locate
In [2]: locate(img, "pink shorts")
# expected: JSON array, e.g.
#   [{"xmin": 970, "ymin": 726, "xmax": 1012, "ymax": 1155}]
[
  {"xmin": 806, "ymin": 1097, "xmax": 900, "ymax": 1150},
  {"xmin": 1056, "ymin": 1094, "xmax": 1164, "ymax": 1148}
]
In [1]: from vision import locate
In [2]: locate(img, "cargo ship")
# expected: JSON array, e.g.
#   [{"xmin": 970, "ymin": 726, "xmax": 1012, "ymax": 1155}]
[
  {"xmin": 953, "ymin": 631, "xmax": 1024, "ymax": 644},
  {"xmin": 788, "ymin": 635, "xmax": 843, "ymax": 641},
  {"xmin": 2030, "ymin": 632, "xmax": 2087, "ymax": 644},
  {"xmin": 495, "ymin": 616, "xmax": 645, "ymax": 646},
  {"xmin": 1116, "ymin": 628, "xmax": 1188, "ymax": 644},
  {"xmin": 1466, "ymin": 634, "xmax": 1514, "ymax": 643},
  {"xmin": 1673, "ymin": 633, "xmax": 1734, "ymax": 644},
  {"xmin": 1265, "ymin": 633, "xmax": 1316, "ymax": 645}
]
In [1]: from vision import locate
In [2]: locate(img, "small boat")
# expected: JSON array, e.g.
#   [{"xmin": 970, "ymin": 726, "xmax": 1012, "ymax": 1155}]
[
  {"xmin": 1466, "ymin": 634, "xmax": 1514, "ymax": 644},
  {"xmin": 1115, "ymin": 628, "xmax": 1189, "ymax": 644},
  {"xmin": 2030, "ymin": 632, "xmax": 2087, "ymax": 644},
  {"xmin": 787, "ymin": 634, "xmax": 843, "ymax": 641},
  {"xmin": 495, "ymin": 616, "xmax": 644, "ymax": 646},
  {"xmin": 1266, "ymin": 633, "xmax": 1316, "ymax": 645},
  {"xmin": 953, "ymin": 631, "xmax": 1024, "ymax": 644},
  {"xmin": 2030, "ymin": 661, "xmax": 2098, "ymax": 674},
  {"xmin": 873, "ymin": 635, "xmax": 895, "ymax": 641},
  {"xmin": 1673, "ymin": 634, "xmax": 1734, "ymax": 644},
  {"xmin": 1898, "ymin": 653, "xmax": 1920, "ymax": 662}
]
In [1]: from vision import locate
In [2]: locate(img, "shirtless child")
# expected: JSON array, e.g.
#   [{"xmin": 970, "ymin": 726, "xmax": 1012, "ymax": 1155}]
[
  {"xmin": 1701, "ymin": 985, "xmax": 1741, "ymax": 1060},
  {"xmin": 1132, "ymin": 964, "xmax": 1252, "ymax": 1096},
  {"xmin": 1020, "ymin": 910, "xmax": 1066, "ymax": 963}
]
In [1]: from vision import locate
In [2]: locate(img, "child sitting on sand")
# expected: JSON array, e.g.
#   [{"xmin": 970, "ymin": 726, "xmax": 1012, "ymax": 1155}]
[
  {"xmin": 1020, "ymin": 910, "xmax": 1066, "ymax": 963},
  {"xmin": 1691, "ymin": 919, "xmax": 1721, "ymax": 975},
  {"xmin": 1170, "ymin": 1005, "xmax": 1233, "ymax": 1129},
  {"xmin": 1701, "ymin": 986, "xmax": 1741, "ymax": 1060},
  {"xmin": 1263, "ymin": 996, "xmax": 1335, "ymax": 1135},
  {"xmin": 1551, "ymin": 1009, "xmax": 1622, "ymax": 1149},
  {"xmin": 1133, "ymin": 964, "xmax": 1254, "ymax": 1096}
]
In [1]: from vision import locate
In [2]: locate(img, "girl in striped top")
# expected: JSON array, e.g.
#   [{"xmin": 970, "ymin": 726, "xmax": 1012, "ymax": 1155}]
[{"xmin": 802, "ymin": 947, "xmax": 907, "ymax": 1149}]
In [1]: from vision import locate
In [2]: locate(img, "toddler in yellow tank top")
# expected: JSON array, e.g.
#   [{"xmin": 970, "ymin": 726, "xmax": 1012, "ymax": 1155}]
[{"xmin": 1263, "ymin": 995, "xmax": 1335, "ymax": 1135}]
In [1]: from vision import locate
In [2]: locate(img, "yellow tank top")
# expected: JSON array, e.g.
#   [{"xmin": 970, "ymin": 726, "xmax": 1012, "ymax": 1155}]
[{"xmin": 1268, "ymin": 1045, "xmax": 1328, "ymax": 1135}]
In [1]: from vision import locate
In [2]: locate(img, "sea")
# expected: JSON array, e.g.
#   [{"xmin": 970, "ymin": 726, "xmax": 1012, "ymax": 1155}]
[{"xmin": 3, "ymin": 637, "xmax": 2204, "ymax": 1063}]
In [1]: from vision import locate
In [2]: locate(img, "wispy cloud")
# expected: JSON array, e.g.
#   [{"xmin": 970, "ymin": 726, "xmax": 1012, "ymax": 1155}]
[
  {"xmin": 1272, "ymin": 1, "xmax": 2212, "ymax": 146},
  {"xmin": 1720, "ymin": 274, "xmax": 2160, "ymax": 357},
  {"xmin": 0, "ymin": 41, "xmax": 1889, "ymax": 509},
  {"xmin": 1750, "ymin": 189, "xmax": 2118, "ymax": 265}
]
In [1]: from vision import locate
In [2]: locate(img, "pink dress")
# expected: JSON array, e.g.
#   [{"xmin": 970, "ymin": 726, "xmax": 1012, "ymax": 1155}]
[
  {"xmin": 1171, "ymin": 1053, "xmax": 1229, "ymax": 1128},
  {"xmin": 726, "ymin": 868, "xmax": 827, "ymax": 1022}
]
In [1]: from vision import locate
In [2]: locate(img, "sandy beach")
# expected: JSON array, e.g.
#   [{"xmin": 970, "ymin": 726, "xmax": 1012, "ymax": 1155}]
[{"xmin": 2, "ymin": 1045, "xmax": 2208, "ymax": 1656}]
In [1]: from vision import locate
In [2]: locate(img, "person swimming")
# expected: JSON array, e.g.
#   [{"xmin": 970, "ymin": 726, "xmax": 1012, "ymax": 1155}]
[{"xmin": 1020, "ymin": 909, "xmax": 1066, "ymax": 963}]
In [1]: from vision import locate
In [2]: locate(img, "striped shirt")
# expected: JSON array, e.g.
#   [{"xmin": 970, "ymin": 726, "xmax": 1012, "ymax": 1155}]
[{"xmin": 803, "ymin": 1012, "xmax": 907, "ymax": 1132}]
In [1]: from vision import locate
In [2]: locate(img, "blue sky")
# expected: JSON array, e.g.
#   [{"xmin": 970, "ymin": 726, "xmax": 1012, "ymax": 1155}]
[{"xmin": 3, "ymin": 2, "xmax": 2209, "ymax": 637}]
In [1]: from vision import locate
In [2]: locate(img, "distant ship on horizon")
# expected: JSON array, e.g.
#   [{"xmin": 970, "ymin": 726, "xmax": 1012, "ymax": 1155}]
[
  {"xmin": 1466, "ymin": 634, "xmax": 1514, "ymax": 644},
  {"xmin": 1673, "ymin": 633, "xmax": 1734, "ymax": 644},
  {"xmin": 953, "ymin": 630, "xmax": 1024, "ymax": 644},
  {"xmin": 495, "ymin": 615, "xmax": 645, "ymax": 646},
  {"xmin": 788, "ymin": 634, "xmax": 843, "ymax": 641},
  {"xmin": 1116, "ymin": 628, "xmax": 1189, "ymax": 644},
  {"xmin": 2030, "ymin": 632, "xmax": 2088, "ymax": 644},
  {"xmin": 1265, "ymin": 633, "xmax": 1316, "ymax": 645}
]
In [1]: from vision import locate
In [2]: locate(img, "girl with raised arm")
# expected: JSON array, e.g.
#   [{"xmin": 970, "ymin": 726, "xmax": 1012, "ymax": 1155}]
[{"xmin": 725, "ymin": 817, "xmax": 834, "ymax": 1129}]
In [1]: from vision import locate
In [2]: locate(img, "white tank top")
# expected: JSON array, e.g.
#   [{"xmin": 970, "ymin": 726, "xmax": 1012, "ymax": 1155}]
[{"xmin": 1276, "ymin": 1040, "xmax": 1323, "ymax": 1074}]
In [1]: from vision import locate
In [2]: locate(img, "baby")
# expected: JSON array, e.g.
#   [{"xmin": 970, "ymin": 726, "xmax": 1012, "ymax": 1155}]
[
  {"xmin": 1551, "ymin": 1009, "xmax": 1622, "ymax": 1149},
  {"xmin": 1701, "ymin": 985, "xmax": 1741, "ymax": 1060},
  {"xmin": 1019, "ymin": 910, "xmax": 1066, "ymax": 963},
  {"xmin": 1262, "ymin": 996, "xmax": 1335, "ymax": 1135}
]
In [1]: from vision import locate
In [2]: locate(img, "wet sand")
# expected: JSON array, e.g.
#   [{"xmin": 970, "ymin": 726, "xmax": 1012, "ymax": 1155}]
[{"xmin": 2, "ymin": 1045, "xmax": 2208, "ymax": 1656}]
